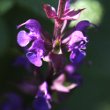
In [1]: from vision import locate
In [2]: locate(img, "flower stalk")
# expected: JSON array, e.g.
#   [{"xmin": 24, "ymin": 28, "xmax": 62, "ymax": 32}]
[{"xmin": 54, "ymin": 0, "xmax": 66, "ymax": 39}]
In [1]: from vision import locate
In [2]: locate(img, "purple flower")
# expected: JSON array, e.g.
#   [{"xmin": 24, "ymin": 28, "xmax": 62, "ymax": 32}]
[
  {"xmin": 33, "ymin": 82, "xmax": 51, "ymax": 110},
  {"xmin": 17, "ymin": 19, "xmax": 41, "ymax": 47},
  {"xmin": 26, "ymin": 39, "xmax": 45, "ymax": 67},
  {"xmin": 62, "ymin": 30, "xmax": 87, "ymax": 64},
  {"xmin": 33, "ymin": 92, "xmax": 50, "ymax": 110},
  {"xmin": 33, "ymin": 94, "xmax": 49, "ymax": 110},
  {"xmin": 62, "ymin": 20, "xmax": 91, "ymax": 65},
  {"xmin": 17, "ymin": 19, "xmax": 46, "ymax": 67}
]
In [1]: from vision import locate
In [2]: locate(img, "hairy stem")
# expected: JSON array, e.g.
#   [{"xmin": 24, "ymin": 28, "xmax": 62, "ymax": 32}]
[{"xmin": 57, "ymin": 0, "xmax": 66, "ymax": 18}]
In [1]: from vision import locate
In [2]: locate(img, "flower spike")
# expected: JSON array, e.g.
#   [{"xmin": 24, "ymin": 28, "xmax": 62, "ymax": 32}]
[{"xmin": 16, "ymin": 0, "xmax": 93, "ymax": 109}]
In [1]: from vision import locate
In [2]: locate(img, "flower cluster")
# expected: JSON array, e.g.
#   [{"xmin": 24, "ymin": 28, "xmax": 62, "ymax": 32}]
[{"xmin": 16, "ymin": 0, "xmax": 92, "ymax": 110}]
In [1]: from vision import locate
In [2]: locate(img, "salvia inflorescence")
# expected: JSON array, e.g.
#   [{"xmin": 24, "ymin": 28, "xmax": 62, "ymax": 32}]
[{"xmin": 16, "ymin": 0, "xmax": 93, "ymax": 109}]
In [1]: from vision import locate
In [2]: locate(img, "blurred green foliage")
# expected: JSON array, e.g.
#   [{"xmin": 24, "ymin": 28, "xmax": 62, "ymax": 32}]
[
  {"xmin": 70, "ymin": 0, "xmax": 104, "ymax": 27},
  {"xmin": 0, "ymin": 0, "xmax": 14, "ymax": 15},
  {"xmin": 0, "ymin": 0, "xmax": 110, "ymax": 110}
]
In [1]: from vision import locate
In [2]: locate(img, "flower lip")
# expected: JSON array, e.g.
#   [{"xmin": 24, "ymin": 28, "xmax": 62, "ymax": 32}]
[
  {"xmin": 70, "ymin": 49, "xmax": 86, "ymax": 65},
  {"xmin": 17, "ymin": 30, "xmax": 31, "ymax": 47},
  {"xmin": 67, "ymin": 31, "xmax": 88, "ymax": 50},
  {"xmin": 25, "ymin": 38, "xmax": 46, "ymax": 67},
  {"xmin": 17, "ymin": 19, "xmax": 43, "ymax": 48},
  {"xmin": 26, "ymin": 52, "xmax": 42, "ymax": 67},
  {"xmin": 17, "ymin": 19, "xmax": 41, "ymax": 30},
  {"xmin": 75, "ymin": 20, "xmax": 92, "ymax": 33}
]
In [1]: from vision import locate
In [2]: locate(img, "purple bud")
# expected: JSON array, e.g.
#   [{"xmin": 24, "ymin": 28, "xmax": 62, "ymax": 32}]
[
  {"xmin": 65, "ymin": 64, "xmax": 76, "ymax": 74},
  {"xmin": 43, "ymin": 4, "xmax": 57, "ymax": 19},
  {"xmin": 64, "ymin": 0, "xmax": 71, "ymax": 11},
  {"xmin": 51, "ymin": 74, "xmax": 77, "ymax": 93},
  {"xmin": 39, "ymin": 82, "xmax": 51, "ymax": 100}
]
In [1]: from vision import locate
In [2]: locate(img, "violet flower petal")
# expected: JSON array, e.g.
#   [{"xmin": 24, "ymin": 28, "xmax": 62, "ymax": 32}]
[
  {"xmin": 75, "ymin": 20, "xmax": 91, "ymax": 33},
  {"xmin": 75, "ymin": 20, "xmax": 92, "ymax": 34},
  {"xmin": 67, "ymin": 31, "xmax": 87, "ymax": 64},
  {"xmin": 33, "ymin": 96, "xmax": 49, "ymax": 110},
  {"xmin": 26, "ymin": 39, "xmax": 45, "ymax": 67},
  {"xmin": 17, "ymin": 30, "xmax": 31, "ymax": 47},
  {"xmin": 17, "ymin": 19, "xmax": 41, "ymax": 38},
  {"xmin": 43, "ymin": 4, "xmax": 57, "ymax": 19},
  {"xmin": 67, "ymin": 31, "xmax": 87, "ymax": 50},
  {"xmin": 33, "ymin": 90, "xmax": 51, "ymax": 110},
  {"xmin": 28, "ymin": 39, "xmax": 45, "ymax": 52},
  {"xmin": 26, "ymin": 52, "xmax": 42, "ymax": 67},
  {"xmin": 70, "ymin": 49, "xmax": 86, "ymax": 65},
  {"xmin": 17, "ymin": 19, "xmax": 41, "ymax": 31}
]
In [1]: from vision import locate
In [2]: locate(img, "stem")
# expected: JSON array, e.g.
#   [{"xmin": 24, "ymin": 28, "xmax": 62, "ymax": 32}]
[
  {"xmin": 57, "ymin": 0, "xmax": 66, "ymax": 18},
  {"xmin": 54, "ymin": 0, "xmax": 66, "ymax": 39}
]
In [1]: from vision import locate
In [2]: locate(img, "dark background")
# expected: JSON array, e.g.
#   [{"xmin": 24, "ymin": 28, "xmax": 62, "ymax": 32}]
[{"xmin": 0, "ymin": 0, "xmax": 110, "ymax": 110}]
